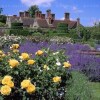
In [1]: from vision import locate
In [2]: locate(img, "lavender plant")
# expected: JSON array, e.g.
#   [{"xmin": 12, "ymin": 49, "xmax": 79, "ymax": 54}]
[{"xmin": 19, "ymin": 41, "xmax": 100, "ymax": 82}]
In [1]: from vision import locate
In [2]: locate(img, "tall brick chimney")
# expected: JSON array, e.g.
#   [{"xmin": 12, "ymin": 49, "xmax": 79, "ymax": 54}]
[
  {"xmin": 42, "ymin": 14, "xmax": 45, "ymax": 19},
  {"xmin": 24, "ymin": 11, "xmax": 30, "ymax": 17},
  {"xmin": 35, "ymin": 10, "xmax": 39, "ymax": 18},
  {"xmin": 46, "ymin": 9, "xmax": 51, "ymax": 18},
  {"xmin": 39, "ymin": 11, "xmax": 42, "ymax": 18},
  {"xmin": 13, "ymin": 15, "xmax": 17, "ymax": 18},
  {"xmin": 64, "ymin": 12, "xmax": 70, "ymax": 20},
  {"xmin": 51, "ymin": 14, "xmax": 55, "ymax": 20},
  {"xmin": 77, "ymin": 17, "xmax": 80, "ymax": 26},
  {"xmin": 35, "ymin": 10, "xmax": 42, "ymax": 18},
  {"xmin": 19, "ymin": 12, "xmax": 24, "ymax": 17}
]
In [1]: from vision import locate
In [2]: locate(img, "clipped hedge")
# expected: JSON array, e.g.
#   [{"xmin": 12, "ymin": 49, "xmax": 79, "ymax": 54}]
[
  {"xmin": 57, "ymin": 23, "xmax": 68, "ymax": 33},
  {"xmin": 9, "ymin": 29, "xmax": 30, "ymax": 36},
  {"xmin": 11, "ymin": 22, "xmax": 23, "ymax": 29}
]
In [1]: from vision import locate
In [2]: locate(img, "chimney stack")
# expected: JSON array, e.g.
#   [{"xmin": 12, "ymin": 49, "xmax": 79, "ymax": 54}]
[
  {"xmin": 42, "ymin": 14, "xmax": 45, "ymax": 19},
  {"xmin": 35, "ymin": 10, "xmax": 39, "ymax": 18},
  {"xmin": 51, "ymin": 14, "xmax": 55, "ymax": 20},
  {"xmin": 77, "ymin": 18, "xmax": 80, "ymax": 26},
  {"xmin": 19, "ymin": 12, "xmax": 24, "ymax": 17},
  {"xmin": 39, "ymin": 11, "xmax": 42, "ymax": 18},
  {"xmin": 13, "ymin": 15, "xmax": 17, "ymax": 18},
  {"xmin": 64, "ymin": 12, "xmax": 70, "ymax": 20},
  {"xmin": 47, "ymin": 9, "xmax": 51, "ymax": 18},
  {"xmin": 35, "ymin": 10, "xmax": 42, "ymax": 18},
  {"xmin": 24, "ymin": 11, "xmax": 30, "ymax": 17}
]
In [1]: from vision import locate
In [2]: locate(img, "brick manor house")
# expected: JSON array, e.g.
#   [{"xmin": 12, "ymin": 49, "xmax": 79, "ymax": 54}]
[{"xmin": 6, "ymin": 9, "xmax": 80, "ymax": 29}]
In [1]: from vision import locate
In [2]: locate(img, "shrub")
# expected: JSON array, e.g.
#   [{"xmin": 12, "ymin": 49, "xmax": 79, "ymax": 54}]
[
  {"xmin": 0, "ymin": 15, "xmax": 6, "ymax": 23},
  {"xmin": 0, "ymin": 44, "xmax": 72, "ymax": 100},
  {"xmin": 9, "ymin": 29, "xmax": 29, "ymax": 36},
  {"xmin": 57, "ymin": 23, "xmax": 68, "ymax": 33},
  {"xmin": 0, "ymin": 22, "xmax": 5, "ymax": 27},
  {"xmin": 11, "ymin": 22, "xmax": 23, "ymax": 29}
]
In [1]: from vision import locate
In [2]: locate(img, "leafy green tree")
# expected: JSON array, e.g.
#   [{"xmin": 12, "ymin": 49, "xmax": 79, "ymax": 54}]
[
  {"xmin": 28, "ymin": 5, "xmax": 39, "ymax": 18},
  {"xmin": 0, "ymin": 15, "xmax": 6, "ymax": 23},
  {"xmin": 80, "ymin": 27, "xmax": 91, "ymax": 41},
  {"xmin": 0, "ymin": 8, "xmax": 3, "ymax": 15}
]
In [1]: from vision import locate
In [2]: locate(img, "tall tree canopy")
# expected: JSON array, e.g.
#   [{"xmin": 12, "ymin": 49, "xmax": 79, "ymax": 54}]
[{"xmin": 28, "ymin": 5, "xmax": 39, "ymax": 18}]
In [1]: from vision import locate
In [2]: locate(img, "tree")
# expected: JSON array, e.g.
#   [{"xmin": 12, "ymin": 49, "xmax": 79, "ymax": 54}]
[
  {"xmin": 0, "ymin": 8, "xmax": 3, "ymax": 15},
  {"xmin": 28, "ymin": 5, "xmax": 39, "ymax": 18},
  {"xmin": 0, "ymin": 15, "xmax": 6, "ymax": 23}
]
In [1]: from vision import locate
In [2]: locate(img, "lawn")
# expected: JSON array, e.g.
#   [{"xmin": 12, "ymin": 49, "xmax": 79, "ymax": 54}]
[{"xmin": 89, "ymin": 82, "xmax": 100, "ymax": 100}]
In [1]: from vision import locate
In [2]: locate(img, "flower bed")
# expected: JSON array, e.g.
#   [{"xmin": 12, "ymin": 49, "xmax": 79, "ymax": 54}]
[
  {"xmin": 0, "ymin": 44, "xmax": 72, "ymax": 99},
  {"xmin": 18, "ymin": 41, "xmax": 100, "ymax": 82}
]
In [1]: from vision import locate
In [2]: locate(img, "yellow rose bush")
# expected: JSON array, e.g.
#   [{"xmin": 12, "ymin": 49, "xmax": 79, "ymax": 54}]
[{"xmin": 0, "ymin": 44, "xmax": 72, "ymax": 100}]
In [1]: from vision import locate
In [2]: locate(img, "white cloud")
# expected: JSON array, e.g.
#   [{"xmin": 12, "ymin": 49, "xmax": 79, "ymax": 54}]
[
  {"xmin": 21, "ymin": 0, "xmax": 55, "ymax": 7},
  {"xmin": 72, "ymin": 6, "xmax": 83, "ymax": 13},
  {"xmin": 60, "ymin": 17, "xmax": 74, "ymax": 20},
  {"xmin": 60, "ymin": 17, "xmax": 64, "ymax": 20}
]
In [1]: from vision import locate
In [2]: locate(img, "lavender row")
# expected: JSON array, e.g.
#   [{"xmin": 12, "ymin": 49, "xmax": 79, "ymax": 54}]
[{"xmin": 19, "ymin": 41, "xmax": 100, "ymax": 82}]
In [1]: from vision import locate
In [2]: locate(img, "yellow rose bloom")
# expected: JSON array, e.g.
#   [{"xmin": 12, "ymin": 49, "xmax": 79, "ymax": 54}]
[
  {"xmin": 63, "ymin": 61, "xmax": 71, "ymax": 68},
  {"xmin": 21, "ymin": 79, "xmax": 31, "ymax": 89},
  {"xmin": 27, "ymin": 60, "xmax": 35, "ymax": 65},
  {"xmin": 35, "ymin": 50, "xmax": 43, "ymax": 56},
  {"xmin": 13, "ymin": 49, "xmax": 19, "ymax": 53},
  {"xmin": 0, "ymin": 85, "xmax": 11, "ymax": 95},
  {"xmin": 6, "ymin": 81, "xmax": 14, "ymax": 88},
  {"xmin": 0, "ymin": 50, "xmax": 3, "ymax": 55},
  {"xmin": 21, "ymin": 53, "xmax": 29, "ymax": 60},
  {"xmin": 2, "ymin": 76, "xmax": 12, "ymax": 85},
  {"xmin": 2, "ymin": 53, "xmax": 6, "ymax": 57},
  {"xmin": 26, "ymin": 83, "xmax": 36, "ymax": 94},
  {"xmin": 10, "ymin": 44, "xmax": 19, "ymax": 49},
  {"xmin": 9, "ymin": 59, "xmax": 19, "ymax": 68},
  {"xmin": 53, "ymin": 76, "xmax": 61, "ymax": 83}
]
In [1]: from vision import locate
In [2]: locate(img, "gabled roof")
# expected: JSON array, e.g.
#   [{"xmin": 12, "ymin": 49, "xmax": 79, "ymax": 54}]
[
  {"xmin": 36, "ymin": 19, "xmax": 49, "ymax": 28},
  {"xmin": 20, "ymin": 18, "xmax": 34, "ymax": 26},
  {"xmin": 68, "ymin": 21, "xmax": 77, "ymax": 29},
  {"xmin": 7, "ymin": 16, "xmax": 20, "ymax": 23},
  {"xmin": 7, "ymin": 16, "xmax": 34, "ymax": 26}
]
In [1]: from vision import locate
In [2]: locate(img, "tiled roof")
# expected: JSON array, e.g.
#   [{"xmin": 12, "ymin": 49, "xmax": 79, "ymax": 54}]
[
  {"xmin": 7, "ymin": 16, "xmax": 34, "ymax": 26},
  {"xmin": 36, "ymin": 19, "xmax": 49, "ymax": 28},
  {"xmin": 8, "ymin": 16, "xmax": 20, "ymax": 23},
  {"xmin": 20, "ymin": 18, "xmax": 34, "ymax": 26},
  {"xmin": 52, "ymin": 20, "xmax": 77, "ymax": 28}
]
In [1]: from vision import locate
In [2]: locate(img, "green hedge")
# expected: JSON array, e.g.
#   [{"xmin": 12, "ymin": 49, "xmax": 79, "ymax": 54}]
[
  {"xmin": 57, "ymin": 23, "xmax": 68, "ymax": 33},
  {"xmin": 9, "ymin": 29, "xmax": 30, "ymax": 36},
  {"xmin": 11, "ymin": 22, "xmax": 23, "ymax": 29},
  {"xmin": 0, "ymin": 22, "xmax": 5, "ymax": 27}
]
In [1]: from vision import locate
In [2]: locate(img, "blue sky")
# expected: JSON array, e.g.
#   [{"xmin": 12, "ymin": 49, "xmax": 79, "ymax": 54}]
[{"xmin": 0, "ymin": 0, "xmax": 100, "ymax": 26}]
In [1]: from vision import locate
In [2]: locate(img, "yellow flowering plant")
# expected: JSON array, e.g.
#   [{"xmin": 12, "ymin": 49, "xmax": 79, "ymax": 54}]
[{"xmin": 0, "ymin": 44, "xmax": 72, "ymax": 100}]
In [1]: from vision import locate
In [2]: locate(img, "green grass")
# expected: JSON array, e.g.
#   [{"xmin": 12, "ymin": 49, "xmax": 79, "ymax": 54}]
[
  {"xmin": 65, "ymin": 71, "xmax": 100, "ymax": 100},
  {"xmin": 89, "ymin": 82, "xmax": 100, "ymax": 100},
  {"xmin": 65, "ymin": 71, "xmax": 92, "ymax": 100}
]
